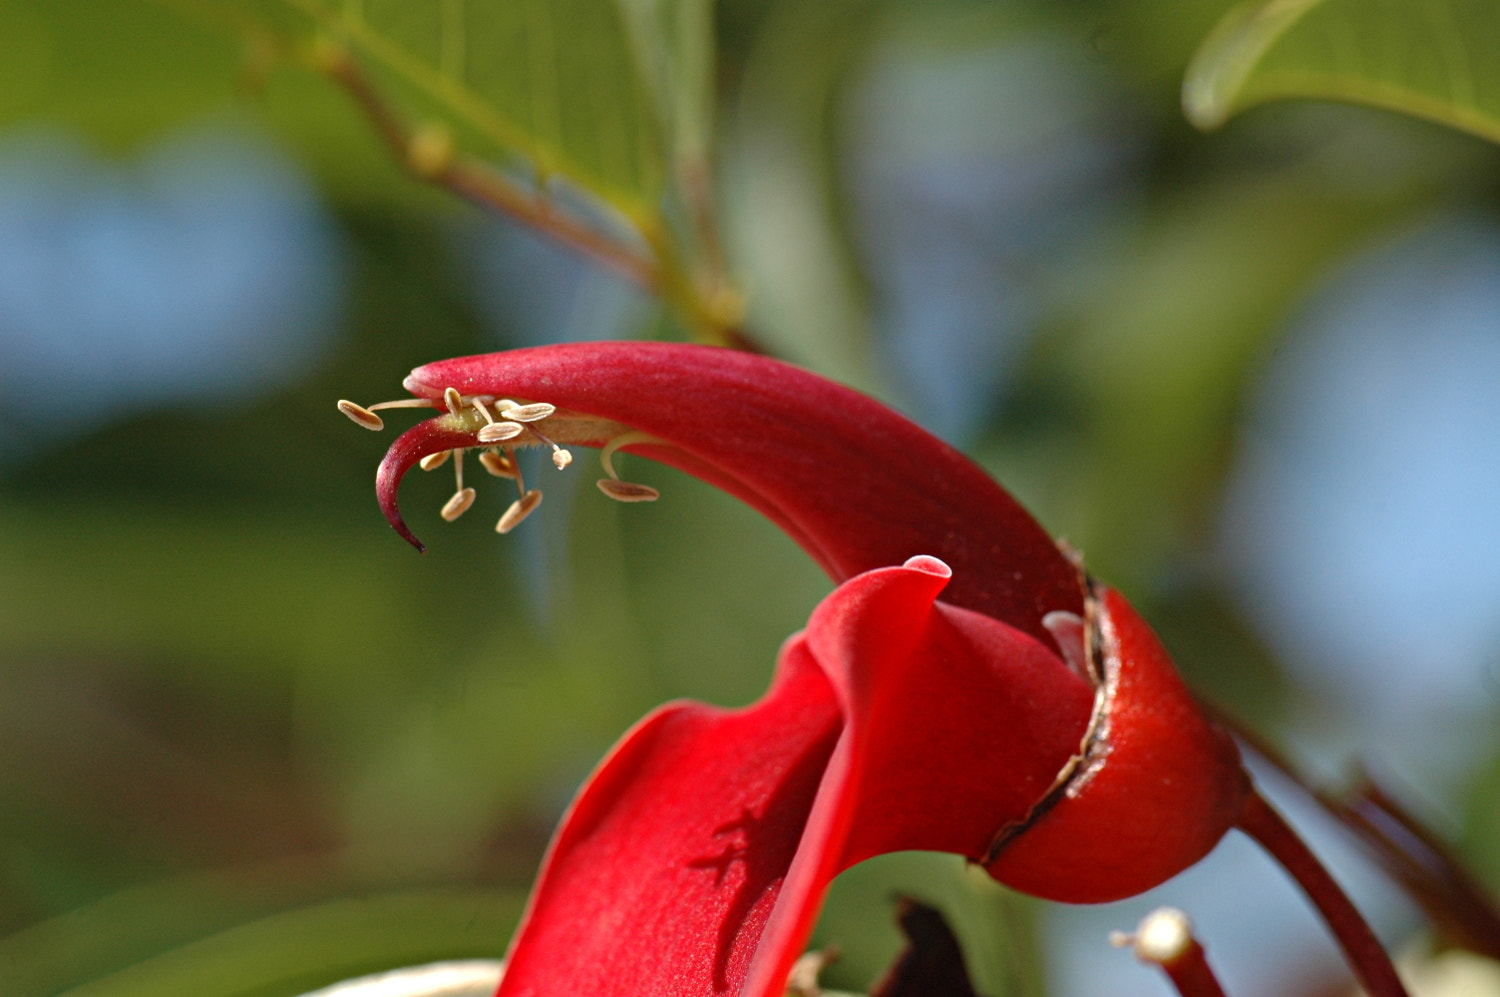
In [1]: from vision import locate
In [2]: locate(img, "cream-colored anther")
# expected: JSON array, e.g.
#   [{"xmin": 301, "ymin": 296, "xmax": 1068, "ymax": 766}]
[
  {"xmin": 443, "ymin": 386, "xmax": 463, "ymax": 416},
  {"xmin": 551, "ymin": 448, "xmax": 573, "ymax": 470},
  {"xmin": 1111, "ymin": 907, "xmax": 1194, "ymax": 966},
  {"xmin": 498, "ymin": 402, "xmax": 555, "ymax": 423},
  {"xmin": 496, "ymin": 490, "xmax": 542, "ymax": 533},
  {"xmin": 479, "ymin": 450, "xmax": 517, "ymax": 479},
  {"xmin": 440, "ymin": 487, "xmax": 476, "ymax": 521},
  {"xmin": 597, "ymin": 479, "xmax": 660, "ymax": 503},
  {"xmin": 337, "ymin": 400, "xmax": 384, "ymax": 431},
  {"xmin": 419, "ymin": 450, "xmax": 451, "ymax": 471},
  {"xmin": 478, "ymin": 421, "xmax": 524, "ymax": 444}
]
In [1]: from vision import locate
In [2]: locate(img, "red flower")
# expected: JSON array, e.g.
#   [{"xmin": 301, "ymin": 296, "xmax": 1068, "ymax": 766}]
[{"xmin": 345, "ymin": 342, "xmax": 1250, "ymax": 997}]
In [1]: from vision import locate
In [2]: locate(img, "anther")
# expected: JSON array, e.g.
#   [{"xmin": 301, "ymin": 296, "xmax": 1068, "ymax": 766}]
[
  {"xmin": 499, "ymin": 401, "xmax": 555, "ymax": 423},
  {"xmin": 337, "ymin": 400, "xmax": 385, "ymax": 431},
  {"xmin": 419, "ymin": 450, "xmax": 451, "ymax": 471},
  {"xmin": 1111, "ymin": 907, "xmax": 1196, "ymax": 967},
  {"xmin": 524, "ymin": 423, "xmax": 572, "ymax": 471},
  {"xmin": 496, "ymin": 490, "xmax": 543, "ymax": 533},
  {"xmin": 479, "ymin": 450, "xmax": 517, "ymax": 479},
  {"xmin": 597, "ymin": 479, "xmax": 660, "ymax": 503},
  {"xmin": 478, "ymin": 421, "xmax": 524, "ymax": 443},
  {"xmin": 443, "ymin": 386, "xmax": 463, "ymax": 416},
  {"xmin": 440, "ymin": 487, "xmax": 476, "ymax": 521}
]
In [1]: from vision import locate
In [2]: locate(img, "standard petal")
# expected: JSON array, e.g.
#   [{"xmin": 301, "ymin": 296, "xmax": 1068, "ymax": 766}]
[
  {"xmin": 496, "ymin": 644, "xmax": 842, "ymax": 997},
  {"xmin": 736, "ymin": 556, "xmax": 1093, "ymax": 997},
  {"xmin": 497, "ymin": 558, "xmax": 1093, "ymax": 997},
  {"xmin": 400, "ymin": 343, "xmax": 1082, "ymax": 645},
  {"xmin": 803, "ymin": 556, "xmax": 1094, "ymax": 867}
]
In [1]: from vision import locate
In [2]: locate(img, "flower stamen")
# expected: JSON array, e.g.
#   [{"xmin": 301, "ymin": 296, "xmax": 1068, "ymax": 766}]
[
  {"xmin": 479, "ymin": 449, "xmax": 518, "ymax": 479},
  {"xmin": 440, "ymin": 449, "xmax": 476, "ymax": 521},
  {"xmin": 499, "ymin": 401, "xmax": 556, "ymax": 423},
  {"xmin": 419, "ymin": 450, "xmax": 451, "ymax": 471},
  {"xmin": 337, "ymin": 397, "xmax": 436, "ymax": 431},
  {"xmin": 497, "ymin": 489, "xmax": 543, "ymax": 533},
  {"xmin": 522, "ymin": 423, "xmax": 573, "ymax": 470},
  {"xmin": 596, "ymin": 430, "xmax": 661, "ymax": 503},
  {"xmin": 479, "ymin": 421, "xmax": 525, "ymax": 444}
]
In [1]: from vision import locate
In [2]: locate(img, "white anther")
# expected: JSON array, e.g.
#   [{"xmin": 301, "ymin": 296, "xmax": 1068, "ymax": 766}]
[
  {"xmin": 596, "ymin": 479, "xmax": 660, "ymax": 503},
  {"xmin": 479, "ymin": 450, "xmax": 517, "ymax": 479},
  {"xmin": 478, "ymin": 421, "xmax": 524, "ymax": 444},
  {"xmin": 337, "ymin": 400, "xmax": 384, "ymax": 431},
  {"xmin": 551, "ymin": 448, "xmax": 572, "ymax": 469},
  {"xmin": 496, "ymin": 490, "xmax": 543, "ymax": 533},
  {"xmin": 498, "ymin": 401, "xmax": 555, "ymax": 423},
  {"xmin": 443, "ymin": 386, "xmax": 463, "ymax": 416},
  {"xmin": 1111, "ymin": 907, "xmax": 1194, "ymax": 966},
  {"xmin": 440, "ymin": 487, "xmax": 476, "ymax": 521},
  {"xmin": 419, "ymin": 450, "xmax": 451, "ymax": 471}
]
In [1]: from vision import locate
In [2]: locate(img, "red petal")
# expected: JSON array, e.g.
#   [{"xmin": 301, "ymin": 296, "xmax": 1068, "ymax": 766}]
[
  {"xmin": 497, "ymin": 558, "xmax": 1092, "ymax": 997},
  {"xmin": 376, "ymin": 421, "xmax": 479, "ymax": 552},
  {"xmin": 400, "ymin": 343, "xmax": 1082, "ymax": 644},
  {"xmin": 497, "ymin": 644, "xmax": 842, "ymax": 997},
  {"xmin": 984, "ymin": 587, "xmax": 1250, "ymax": 903}
]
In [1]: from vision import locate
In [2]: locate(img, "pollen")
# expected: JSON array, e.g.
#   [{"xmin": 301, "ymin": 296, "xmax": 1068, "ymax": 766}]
[
  {"xmin": 441, "ymin": 487, "xmax": 476, "ymax": 521},
  {"xmin": 499, "ymin": 401, "xmax": 555, "ymax": 423},
  {"xmin": 596, "ymin": 430, "xmax": 662, "ymax": 503},
  {"xmin": 478, "ymin": 421, "xmax": 525, "ymax": 443},
  {"xmin": 597, "ymin": 479, "xmax": 660, "ymax": 502},
  {"xmin": 497, "ymin": 489, "xmax": 543, "ymax": 533},
  {"xmin": 338, "ymin": 400, "xmax": 385, "ymax": 431}
]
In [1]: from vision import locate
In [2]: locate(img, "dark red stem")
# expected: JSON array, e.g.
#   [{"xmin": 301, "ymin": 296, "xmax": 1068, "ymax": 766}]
[
  {"xmin": 1158, "ymin": 938, "xmax": 1230, "ymax": 997},
  {"xmin": 1237, "ymin": 790, "xmax": 1410, "ymax": 997},
  {"xmin": 1212, "ymin": 705, "xmax": 1500, "ymax": 958}
]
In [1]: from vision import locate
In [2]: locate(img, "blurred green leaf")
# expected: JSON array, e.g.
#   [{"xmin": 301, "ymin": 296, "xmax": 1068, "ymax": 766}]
[
  {"xmin": 1, "ymin": 884, "xmax": 521, "ymax": 997},
  {"xmin": 234, "ymin": 0, "xmax": 668, "ymax": 217},
  {"xmin": 1185, "ymin": 0, "xmax": 1500, "ymax": 144},
  {"xmin": 614, "ymin": 0, "xmax": 715, "ymax": 166}
]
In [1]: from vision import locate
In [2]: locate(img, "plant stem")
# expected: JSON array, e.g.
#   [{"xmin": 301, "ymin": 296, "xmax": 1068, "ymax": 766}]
[
  {"xmin": 1116, "ymin": 907, "xmax": 1230, "ymax": 997},
  {"xmin": 1237, "ymin": 790, "xmax": 1410, "ymax": 997},
  {"xmin": 315, "ymin": 41, "xmax": 662, "ymax": 293},
  {"xmin": 1211, "ymin": 706, "xmax": 1500, "ymax": 959}
]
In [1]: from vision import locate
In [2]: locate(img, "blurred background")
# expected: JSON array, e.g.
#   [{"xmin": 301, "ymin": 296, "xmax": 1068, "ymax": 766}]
[{"xmin": 3, "ymin": 1, "xmax": 1500, "ymax": 995}]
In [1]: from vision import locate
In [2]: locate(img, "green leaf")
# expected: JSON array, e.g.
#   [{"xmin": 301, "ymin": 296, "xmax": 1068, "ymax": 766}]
[
  {"xmin": 0, "ymin": 882, "xmax": 523, "ymax": 997},
  {"xmin": 263, "ymin": 0, "xmax": 668, "ymax": 218},
  {"xmin": 1184, "ymin": 0, "xmax": 1500, "ymax": 144},
  {"xmin": 613, "ymin": 0, "xmax": 715, "ymax": 165}
]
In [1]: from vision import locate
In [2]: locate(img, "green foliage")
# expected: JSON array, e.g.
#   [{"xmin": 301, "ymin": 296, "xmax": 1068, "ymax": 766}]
[
  {"xmin": 1186, "ymin": 0, "xmax": 1500, "ymax": 144},
  {"xmin": 0, "ymin": 881, "xmax": 522, "ymax": 997}
]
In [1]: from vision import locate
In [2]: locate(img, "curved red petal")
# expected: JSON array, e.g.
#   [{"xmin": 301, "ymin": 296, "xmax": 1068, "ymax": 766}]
[
  {"xmin": 802, "ymin": 556, "xmax": 1094, "ymax": 869},
  {"xmin": 498, "ymin": 558, "xmax": 1093, "ymax": 997},
  {"xmin": 984, "ymin": 587, "xmax": 1250, "ymax": 903},
  {"xmin": 401, "ymin": 342, "xmax": 1082, "ymax": 644},
  {"xmin": 497, "ymin": 645, "xmax": 842, "ymax": 997},
  {"xmin": 375, "ymin": 419, "xmax": 481, "ymax": 551}
]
